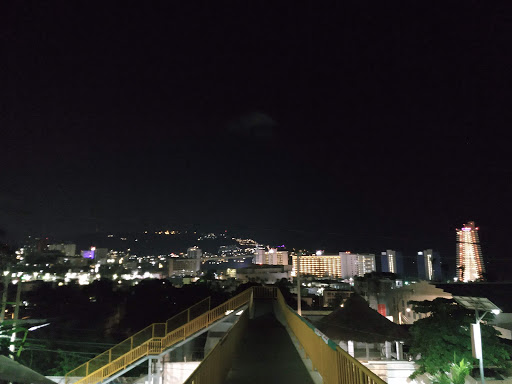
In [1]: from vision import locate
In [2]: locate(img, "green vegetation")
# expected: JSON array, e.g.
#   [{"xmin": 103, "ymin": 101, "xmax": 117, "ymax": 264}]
[
  {"xmin": 0, "ymin": 278, "xmax": 232, "ymax": 375},
  {"xmin": 430, "ymin": 358, "xmax": 471, "ymax": 384},
  {"xmin": 409, "ymin": 298, "xmax": 511, "ymax": 379}
]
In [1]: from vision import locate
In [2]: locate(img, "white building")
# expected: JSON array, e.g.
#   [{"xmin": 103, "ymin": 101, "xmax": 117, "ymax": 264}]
[
  {"xmin": 254, "ymin": 248, "xmax": 288, "ymax": 265},
  {"xmin": 339, "ymin": 252, "xmax": 376, "ymax": 278},
  {"xmin": 187, "ymin": 246, "xmax": 203, "ymax": 259},
  {"xmin": 291, "ymin": 252, "xmax": 375, "ymax": 279}
]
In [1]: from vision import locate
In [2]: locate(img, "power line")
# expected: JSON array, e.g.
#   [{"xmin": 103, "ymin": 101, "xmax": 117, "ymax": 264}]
[
  {"xmin": 25, "ymin": 338, "xmax": 116, "ymax": 347},
  {"xmin": 22, "ymin": 348, "xmax": 99, "ymax": 356}
]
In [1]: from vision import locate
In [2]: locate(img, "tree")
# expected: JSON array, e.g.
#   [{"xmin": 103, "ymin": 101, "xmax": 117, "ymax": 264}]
[
  {"xmin": 0, "ymin": 241, "xmax": 16, "ymax": 270},
  {"xmin": 409, "ymin": 298, "xmax": 511, "ymax": 379},
  {"xmin": 46, "ymin": 350, "xmax": 89, "ymax": 376},
  {"xmin": 431, "ymin": 358, "xmax": 471, "ymax": 384}
]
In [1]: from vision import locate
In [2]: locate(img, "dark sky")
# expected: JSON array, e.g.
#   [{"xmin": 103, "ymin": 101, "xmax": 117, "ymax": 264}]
[{"xmin": 2, "ymin": 2, "xmax": 512, "ymax": 275}]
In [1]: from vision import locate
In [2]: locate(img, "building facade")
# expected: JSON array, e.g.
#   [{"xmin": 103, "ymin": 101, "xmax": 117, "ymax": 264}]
[
  {"xmin": 48, "ymin": 243, "xmax": 77, "ymax": 257},
  {"xmin": 253, "ymin": 248, "xmax": 289, "ymax": 265},
  {"xmin": 187, "ymin": 246, "xmax": 203, "ymax": 259},
  {"xmin": 456, "ymin": 221, "xmax": 485, "ymax": 282},
  {"xmin": 340, "ymin": 252, "xmax": 359, "ymax": 278},
  {"xmin": 417, "ymin": 249, "xmax": 442, "ymax": 281},
  {"xmin": 381, "ymin": 250, "xmax": 404, "ymax": 276},
  {"xmin": 358, "ymin": 254, "xmax": 377, "ymax": 276},
  {"xmin": 387, "ymin": 281, "xmax": 452, "ymax": 324},
  {"xmin": 168, "ymin": 258, "xmax": 200, "ymax": 276},
  {"xmin": 292, "ymin": 252, "xmax": 376, "ymax": 279},
  {"xmin": 236, "ymin": 265, "xmax": 292, "ymax": 284}
]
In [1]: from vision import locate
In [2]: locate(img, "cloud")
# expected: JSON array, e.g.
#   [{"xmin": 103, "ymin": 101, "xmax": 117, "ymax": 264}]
[{"xmin": 227, "ymin": 112, "xmax": 276, "ymax": 140}]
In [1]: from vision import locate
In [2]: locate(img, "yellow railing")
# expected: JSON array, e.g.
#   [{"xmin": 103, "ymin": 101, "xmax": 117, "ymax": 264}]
[
  {"xmin": 275, "ymin": 289, "xmax": 386, "ymax": 384},
  {"xmin": 252, "ymin": 285, "xmax": 278, "ymax": 299},
  {"xmin": 182, "ymin": 286, "xmax": 276, "ymax": 384},
  {"xmin": 184, "ymin": 306, "xmax": 250, "ymax": 384},
  {"xmin": 66, "ymin": 285, "xmax": 384, "ymax": 384},
  {"xmin": 65, "ymin": 289, "xmax": 253, "ymax": 384}
]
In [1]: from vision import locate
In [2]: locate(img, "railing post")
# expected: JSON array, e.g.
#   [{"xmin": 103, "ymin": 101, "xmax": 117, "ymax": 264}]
[
  {"xmin": 109, "ymin": 349, "xmax": 112, "ymax": 363},
  {"xmin": 249, "ymin": 288, "xmax": 254, "ymax": 319},
  {"xmin": 148, "ymin": 357, "xmax": 153, "ymax": 384},
  {"xmin": 86, "ymin": 362, "xmax": 89, "ymax": 376},
  {"xmin": 131, "ymin": 337, "xmax": 133, "ymax": 350}
]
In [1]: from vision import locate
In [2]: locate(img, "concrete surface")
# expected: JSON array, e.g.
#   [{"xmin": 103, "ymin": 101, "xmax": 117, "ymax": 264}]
[{"xmin": 224, "ymin": 300, "xmax": 315, "ymax": 384}]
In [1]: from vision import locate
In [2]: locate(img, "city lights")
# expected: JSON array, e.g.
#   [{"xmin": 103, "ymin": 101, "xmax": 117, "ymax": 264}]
[{"xmin": 456, "ymin": 221, "xmax": 485, "ymax": 282}]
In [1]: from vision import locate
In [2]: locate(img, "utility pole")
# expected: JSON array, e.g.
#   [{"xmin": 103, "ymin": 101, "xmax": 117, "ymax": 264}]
[
  {"xmin": 297, "ymin": 251, "xmax": 301, "ymax": 316},
  {"xmin": 0, "ymin": 270, "xmax": 10, "ymax": 323},
  {"xmin": 9, "ymin": 280, "xmax": 22, "ymax": 356}
]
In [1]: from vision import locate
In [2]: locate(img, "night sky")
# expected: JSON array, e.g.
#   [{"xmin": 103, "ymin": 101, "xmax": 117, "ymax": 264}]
[{"xmin": 2, "ymin": 3, "xmax": 512, "ymax": 277}]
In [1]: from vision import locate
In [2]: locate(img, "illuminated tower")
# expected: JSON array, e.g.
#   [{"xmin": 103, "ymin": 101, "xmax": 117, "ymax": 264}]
[{"xmin": 456, "ymin": 221, "xmax": 485, "ymax": 282}]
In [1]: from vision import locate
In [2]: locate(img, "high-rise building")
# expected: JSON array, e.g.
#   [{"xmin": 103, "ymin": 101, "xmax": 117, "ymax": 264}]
[
  {"xmin": 187, "ymin": 246, "xmax": 203, "ymax": 259},
  {"xmin": 339, "ymin": 252, "xmax": 359, "ymax": 278},
  {"xmin": 417, "ymin": 249, "xmax": 442, "ymax": 281},
  {"xmin": 358, "ymin": 253, "xmax": 377, "ymax": 276},
  {"xmin": 291, "ymin": 252, "xmax": 376, "ymax": 279},
  {"xmin": 254, "ymin": 248, "xmax": 288, "ymax": 265},
  {"xmin": 456, "ymin": 221, "xmax": 485, "ymax": 282},
  {"xmin": 186, "ymin": 247, "xmax": 202, "ymax": 272},
  {"xmin": 292, "ymin": 253, "xmax": 341, "ymax": 278},
  {"xmin": 381, "ymin": 250, "xmax": 404, "ymax": 275}
]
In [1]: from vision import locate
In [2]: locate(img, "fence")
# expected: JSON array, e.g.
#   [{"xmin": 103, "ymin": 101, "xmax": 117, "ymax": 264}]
[
  {"xmin": 65, "ymin": 290, "xmax": 252, "ymax": 384},
  {"xmin": 66, "ymin": 285, "xmax": 386, "ymax": 384},
  {"xmin": 252, "ymin": 285, "xmax": 277, "ymax": 299},
  {"xmin": 184, "ymin": 308, "xmax": 249, "ymax": 384},
  {"xmin": 275, "ymin": 289, "xmax": 386, "ymax": 384}
]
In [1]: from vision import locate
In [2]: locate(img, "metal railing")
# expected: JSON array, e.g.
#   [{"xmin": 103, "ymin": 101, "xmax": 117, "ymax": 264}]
[
  {"xmin": 275, "ymin": 289, "xmax": 386, "ymax": 384},
  {"xmin": 66, "ymin": 285, "xmax": 386, "ymax": 384},
  {"xmin": 252, "ymin": 285, "xmax": 278, "ymax": 299},
  {"xmin": 184, "ymin": 306, "xmax": 249, "ymax": 384},
  {"xmin": 65, "ymin": 289, "xmax": 253, "ymax": 384},
  {"xmin": 182, "ymin": 286, "xmax": 276, "ymax": 384}
]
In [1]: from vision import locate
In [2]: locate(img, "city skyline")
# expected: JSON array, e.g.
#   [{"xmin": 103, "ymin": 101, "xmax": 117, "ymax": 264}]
[
  {"xmin": 2, "ymin": 2, "xmax": 512, "ymax": 279},
  {"xmin": 7, "ymin": 221, "xmax": 499, "ymax": 281},
  {"xmin": 3, "ymin": 3, "xmax": 512, "ymax": 383}
]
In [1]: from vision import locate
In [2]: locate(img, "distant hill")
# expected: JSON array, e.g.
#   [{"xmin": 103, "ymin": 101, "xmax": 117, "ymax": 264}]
[{"xmin": 71, "ymin": 231, "xmax": 239, "ymax": 256}]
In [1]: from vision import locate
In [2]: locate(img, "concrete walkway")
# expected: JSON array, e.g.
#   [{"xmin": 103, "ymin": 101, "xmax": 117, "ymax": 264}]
[{"xmin": 224, "ymin": 300, "xmax": 315, "ymax": 384}]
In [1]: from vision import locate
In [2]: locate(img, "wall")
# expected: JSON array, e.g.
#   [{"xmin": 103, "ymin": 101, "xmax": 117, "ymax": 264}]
[{"xmin": 163, "ymin": 362, "xmax": 201, "ymax": 384}]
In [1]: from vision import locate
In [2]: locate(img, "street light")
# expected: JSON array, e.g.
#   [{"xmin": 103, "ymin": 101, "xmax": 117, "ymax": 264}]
[{"xmin": 453, "ymin": 296, "xmax": 501, "ymax": 384}]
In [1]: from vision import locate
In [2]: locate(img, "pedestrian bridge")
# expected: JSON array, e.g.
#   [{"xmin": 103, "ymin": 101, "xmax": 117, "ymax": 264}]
[{"xmin": 65, "ymin": 287, "xmax": 385, "ymax": 384}]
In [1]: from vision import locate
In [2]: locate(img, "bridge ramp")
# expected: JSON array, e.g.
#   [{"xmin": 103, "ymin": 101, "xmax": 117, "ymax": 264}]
[{"xmin": 224, "ymin": 300, "xmax": 314, "ymax": 384}]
